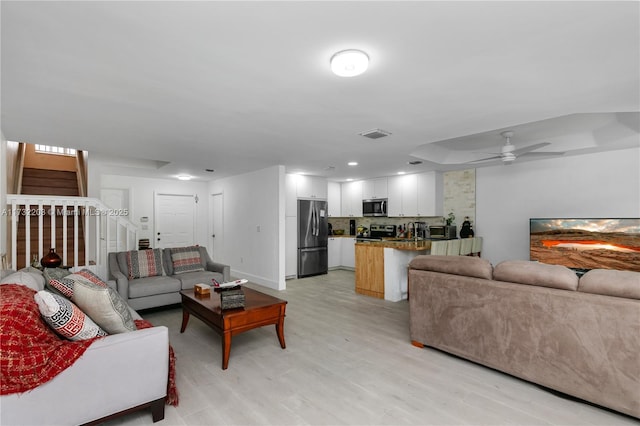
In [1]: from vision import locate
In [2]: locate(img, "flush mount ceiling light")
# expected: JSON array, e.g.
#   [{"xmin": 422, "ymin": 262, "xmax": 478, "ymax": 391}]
[
  {"xmin": 177, "ymin": 175, "xmax": 193, "ymax": 181},
  {"xmin": 330, "ymin": 49, "xmax": 369, "ymax": 77},
  {"xmin": 348, "ymin": 161, "xmax": 358, "ymax": 166}
]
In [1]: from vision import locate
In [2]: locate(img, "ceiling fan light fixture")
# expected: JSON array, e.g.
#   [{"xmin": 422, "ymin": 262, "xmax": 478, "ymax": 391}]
[{"xmin": 331, "ymin": 49, "xmax": 369, "ymax": 77}]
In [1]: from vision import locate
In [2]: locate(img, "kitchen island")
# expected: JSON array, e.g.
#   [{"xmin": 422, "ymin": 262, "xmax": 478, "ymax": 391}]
[{"xmin": 355, "ymin": 240, "xmax": 431, "ymax": 301}]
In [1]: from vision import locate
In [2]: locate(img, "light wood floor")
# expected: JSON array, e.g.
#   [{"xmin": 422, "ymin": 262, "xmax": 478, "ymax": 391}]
[{"xmin": 106, "ymin": 270, "xmax": 637, "ymax": 426}]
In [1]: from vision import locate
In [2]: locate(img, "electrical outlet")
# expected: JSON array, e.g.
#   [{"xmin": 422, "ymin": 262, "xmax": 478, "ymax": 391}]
[
  {"xmin": 256, "ymin": 225, "xmax": 261, "ymax": 232},
  {"xmin": 240, "ymin": 257, "xmax": 243, "ymax": 263}
]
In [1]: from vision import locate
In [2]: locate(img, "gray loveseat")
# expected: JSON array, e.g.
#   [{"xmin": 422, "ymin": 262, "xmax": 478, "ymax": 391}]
[
  {"xmin": 408, "ymin": 255, "xmax": 640, "ymax": 419},
  {"xmin": 108, "ymin": 246, "xmax": 230, "ymax": 310}
]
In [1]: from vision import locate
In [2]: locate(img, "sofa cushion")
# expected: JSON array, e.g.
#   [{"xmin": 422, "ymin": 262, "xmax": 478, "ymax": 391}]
[
  {"xmin": 493, "ymin": 260, "xmax": 579, "ymax": 291},
  {"xmin": 0, "ymin": 271, "xmax": 45, "ymax": 291},
  {"xmin": 49, "ymin": 270, "xmax": 136, "ymax": 334},
  {"xmin": 34, "ymin": 290, "xmax": 108, "ymax": 341},
  {"xmin": 128, "ymin": 276, "xmax": 182, "ymax": 299},
  {"xmin": 176, "ymin": 270, "xmax": 224, "ymax": 290},
  {"xmin": 409, "ymin": 255, "xmax": 493, "ymax": 280},
  {"xmin": 578, "ymin": 269, "xmax": 640, "ymax": 300},
  {"xmin": 126, "ymin": 249, "xmax": 165, "ymax": 279},
  {"xmin": 170, "ymin": 246, "xmax": 205, "ymax": 274}
]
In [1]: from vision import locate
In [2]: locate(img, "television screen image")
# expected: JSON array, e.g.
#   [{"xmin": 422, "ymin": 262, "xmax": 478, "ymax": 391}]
[{"xmin": 530, "ymin": 218, "xmax": 640, "ymax": 272}]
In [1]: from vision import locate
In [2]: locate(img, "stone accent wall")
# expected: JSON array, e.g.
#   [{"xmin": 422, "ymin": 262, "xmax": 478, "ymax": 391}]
[{"xmin": 443, "ymin": 169, "xmax": 476, "ymax": 230}]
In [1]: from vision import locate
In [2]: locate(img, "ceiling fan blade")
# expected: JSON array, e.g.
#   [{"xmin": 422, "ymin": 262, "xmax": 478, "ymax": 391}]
[
  {"xmin": 511, "ymin": 142, "xmax": 550, "ymax": 156},
  {"xmin": 520, "ymin": 151, "xmax": 565, "ymax": 157},
  {"xmin": 466, "ymin": 155, "xmax": 502, "ymax": 164}
]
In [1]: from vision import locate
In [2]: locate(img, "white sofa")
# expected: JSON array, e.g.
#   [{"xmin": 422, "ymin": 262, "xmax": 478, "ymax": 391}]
[{"xmin": 0, "ymin": 269, "xmax": 169, "ymax": 425}]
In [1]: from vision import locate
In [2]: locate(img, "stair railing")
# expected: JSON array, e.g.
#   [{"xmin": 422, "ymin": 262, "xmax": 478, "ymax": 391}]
[{"xmin": 6, "ymin": 194, "xmax": 138, "ymax": 279}]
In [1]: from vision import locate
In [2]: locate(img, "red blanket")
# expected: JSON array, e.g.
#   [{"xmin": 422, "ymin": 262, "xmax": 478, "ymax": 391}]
[{"xmin": 0, "ymin": 284, "xmax": 178, "ymax": 406}]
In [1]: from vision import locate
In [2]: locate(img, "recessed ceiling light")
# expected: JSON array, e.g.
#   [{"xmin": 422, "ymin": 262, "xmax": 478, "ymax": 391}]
[
  {"xmin": 330, "ymin": 49, "xmax": 369, "ymax": 77},
  {"xmin": 348, "ymin": 161, "xmax": 358, "ymax": 166},
  {"xmin": 346, "ymin": 178, "xmax": 354, "ymax": 181},
  {"xmin": 177, "ymin": 175, "xmax": 193, "ymax": 181},
  {"xmin": 205, "ymin": 169, "xmax": 215, "ymax": 172},
  {"xmin": 407, "ymin": 160, "xmax": 423, "ymax": 165},
  {"xmin": 397, "ymin": 171, "xmax": 406, "ymax": 175}
]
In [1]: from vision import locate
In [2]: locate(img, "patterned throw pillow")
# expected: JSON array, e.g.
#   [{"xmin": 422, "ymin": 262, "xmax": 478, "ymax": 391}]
[
  {"xmin": 43, "ymin": 267, "xmax": 72, "ymax": 296},
  {"xmin": 126, "ymin": 249, "xmax": 164, "ymax": 279},
  {"xmin": 170, "ymin": 246, "xmax": 205, "ymax": 274},
  {"xmin": 48, "ymin": 270, "xmax": 136, "ymax": 334},
  {"xmin": 34, "ymin": 290, "xmax": 107, "ymax": 341}
]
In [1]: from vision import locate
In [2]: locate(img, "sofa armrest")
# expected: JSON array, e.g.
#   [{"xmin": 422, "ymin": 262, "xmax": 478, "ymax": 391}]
[
  {"xmin": 206, "ymin": 260, "xmax": 230, "ymax": 282},
  {"xmin": 109, "ymin": 253, "xmax": 130, "ymax": 299},
  {"xmin": 0, "ymin": 327, "xmax": 169, "ymax": 426}
]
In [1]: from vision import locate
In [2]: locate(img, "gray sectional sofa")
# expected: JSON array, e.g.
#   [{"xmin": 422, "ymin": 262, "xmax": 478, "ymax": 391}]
[
  {"xmin": 108, "ymin": 246, "xmax": 230, "ymax": 310},
  {"xmin": 408, "ymin": 255, "xmax": 640, "ymax": 419}
]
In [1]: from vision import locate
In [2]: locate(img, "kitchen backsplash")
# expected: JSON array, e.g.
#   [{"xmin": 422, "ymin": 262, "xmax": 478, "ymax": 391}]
[{"xmin": 328, "ymin": 217, "xmax": 445, "ymax": 235}]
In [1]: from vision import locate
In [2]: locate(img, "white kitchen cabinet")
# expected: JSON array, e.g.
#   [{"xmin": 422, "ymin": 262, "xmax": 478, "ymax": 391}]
[
  {"xmin": 340, "ymin": 237, "xmax": 356, "ymax": 268},
  {"xmin": 328, "ymin": 237, "xmax": 342, "ymax": 268},
  {"xmin": 285, "ymin": 174, "xmax": 298, "ymax": 216},
  {"xmin": 416, "ymin": 171, "xmax": 444, "ymax": 216},
  {"xmin": 327, "ymin": 182, "xmax": 341, "ymax": 217},
  {"xmin": 341, "ymin": 181, "xmax": 363, "ymax": 217},
  {"xmin": 387, "ymin": 174, "xmax": 418, "ymax": 217},
  {"xmin": 296, "ymin": 175, "xmax": 327, "ymax": 199},
  {"xmin": 362, "ymin": 178, "xmax": 388, "ymax": 200},
  {"xmin": 285, "ymin": 216, "xmax": 297, "ymax": 278}
]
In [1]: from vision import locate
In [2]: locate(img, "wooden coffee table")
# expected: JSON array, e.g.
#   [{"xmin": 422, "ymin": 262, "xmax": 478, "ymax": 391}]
[{"xmin": 180, "ymin": 287, "xmax": 287, "ymax": 369}]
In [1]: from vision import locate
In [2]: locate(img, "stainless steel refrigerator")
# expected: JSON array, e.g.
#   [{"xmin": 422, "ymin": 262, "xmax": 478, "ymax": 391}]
[{"xmin": 298, "ymin": 199, "xmax": 328, "ymax": 278}]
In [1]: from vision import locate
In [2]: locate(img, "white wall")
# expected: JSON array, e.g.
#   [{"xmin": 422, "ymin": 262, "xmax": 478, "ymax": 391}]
[
  {"xmin": 477, "ymin": 147, "xmax": 640, "ymax": 265},
  {"xmin": 98, "ymin": 174, "xmax": 210, "ymax": 248},
  {"xmin": 0, "ymin": 134, "xmax": 7, "ymax": 259},
  {"xmin": 210, "ymin": 165, "xmax": 285, "ymax": 290}
]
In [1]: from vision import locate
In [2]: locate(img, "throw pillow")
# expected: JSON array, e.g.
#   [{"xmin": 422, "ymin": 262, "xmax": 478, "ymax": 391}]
[
  {"xmin": 43, "ymin": 267, "xmax": 72, "ymax": 296},
  {"xmin": 126, "ymin": 249, "xmax": 164, "ymax": 279},
  {"xmin": 170, "ymin": 246, "xmax": 205, "ymax": 274},
  {"xmin": 34, "ymin": 290, "xmax": 108, "ymax": 341},
  {"xmin": 48, "ymin": 270, "xmax": 136, "ymax": 334},
  {"xmin": 0, "ymin": 271, "xmax": 45, "ymax": 291}
]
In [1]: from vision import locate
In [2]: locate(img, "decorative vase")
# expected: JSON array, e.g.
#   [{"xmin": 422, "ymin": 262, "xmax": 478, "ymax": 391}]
[{"xmin": 41, "ymin": 248, "xmax": 62, "ymax": 268}]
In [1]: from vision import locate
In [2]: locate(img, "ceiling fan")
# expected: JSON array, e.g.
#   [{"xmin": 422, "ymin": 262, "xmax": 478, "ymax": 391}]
[{"xmin": 468, "ymin": 131, "xmax": 564, "ymax": 164}]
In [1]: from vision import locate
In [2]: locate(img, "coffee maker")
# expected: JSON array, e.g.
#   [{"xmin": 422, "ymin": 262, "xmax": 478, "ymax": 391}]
[{"xmin": 414, "ymin": 221, "xmax": 427, "ymax": 239}]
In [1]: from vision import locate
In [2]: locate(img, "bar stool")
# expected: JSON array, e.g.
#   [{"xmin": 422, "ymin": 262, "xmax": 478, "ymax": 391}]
[
  {"xmin": 472, "ymin": 236, "xmax": 483, "ymax": 257},
  {"xmin": 460, "ymin": 237, "xmax": 473, "ymax": 256},
  {"xmin": 430, "ymin": 240, "xmax": 448, "ymax": 255},
  {"xmin": 446, "ymin": 239, "xmax": 461, "ymax": 256}
]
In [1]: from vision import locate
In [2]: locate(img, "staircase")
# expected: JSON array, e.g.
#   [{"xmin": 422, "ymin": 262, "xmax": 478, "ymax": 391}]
[
  {"xmin": 6, "ymin": 145, "xmax": 138, "ymax": 277},
  {"xmin": 21, "ymin": 168, "xmax": 80, "ymax": 197},
  {"xmin": 17, "ymin": 168, "xmax": 85, "ymax": 268}
]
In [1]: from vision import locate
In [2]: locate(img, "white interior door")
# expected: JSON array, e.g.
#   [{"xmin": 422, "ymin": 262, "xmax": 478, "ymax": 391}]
[
  {"xmin": 209, "ymin": 193, "xmax": 224, "ymax": 262},
  {"xmin": 101, "ymin": 188, "xmax": 130, "ymax": 252},
  {"xmin": 154, "ymin": 193, "xmax": 196, "ymax": 249}
]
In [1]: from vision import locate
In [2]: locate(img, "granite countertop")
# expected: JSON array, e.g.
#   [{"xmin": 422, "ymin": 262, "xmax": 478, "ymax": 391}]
[{"xmin": 355, "ymin": 239, "xmax": 431, "ymax": 251}]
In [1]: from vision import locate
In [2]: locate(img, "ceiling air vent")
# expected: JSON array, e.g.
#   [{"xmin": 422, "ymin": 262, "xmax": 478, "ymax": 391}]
[{"xmin": 359, "ymin": 129, "xmax": 391, "ymax": 139}]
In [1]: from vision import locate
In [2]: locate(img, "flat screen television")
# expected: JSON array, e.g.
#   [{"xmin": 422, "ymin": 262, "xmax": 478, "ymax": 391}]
[{"xmin": 530, "ymin": 218, "xmax": 640, "ymax": 272}]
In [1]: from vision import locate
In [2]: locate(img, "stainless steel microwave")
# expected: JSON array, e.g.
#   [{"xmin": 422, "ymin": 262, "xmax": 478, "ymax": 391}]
[
  {"xmin": 363, "ymin": 199, "xmax": 387, "ymax": 217},
  {"xmin": 429, "ymin": 225, "xmax": 457, "ymax": 239}
]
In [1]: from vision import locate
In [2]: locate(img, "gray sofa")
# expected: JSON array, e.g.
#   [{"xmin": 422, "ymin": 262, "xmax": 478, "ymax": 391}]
[
  {"xmin": 408, "ymin": 255, "xmax": 640, "ymax": 419},
  {"xmin": 108, "ymin": 246, "xmax": 230, "ymax": 310}
]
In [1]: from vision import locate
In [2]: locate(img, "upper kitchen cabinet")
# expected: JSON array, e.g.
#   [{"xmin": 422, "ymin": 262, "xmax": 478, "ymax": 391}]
[
  {"xmin": 362, "ymin": 178, "xmax": 388, "ymax": 200},
  {"xmin": 341, "ymin": 180, "xmax": 363, "ymax": 217},
  {"xmin": 327, "ymin": 182, "xmax": 341, "ymax": 217},
  {"xmin": 416, "ymin": 171, "xmax": 443, "ymax": 217},
  {"xmin": 296, "ymin": 175, "xmax": 328, "ymax": 199},
  {"xmin": 387, "ymin": 174, "xmax": 418, "ymax": 217}
]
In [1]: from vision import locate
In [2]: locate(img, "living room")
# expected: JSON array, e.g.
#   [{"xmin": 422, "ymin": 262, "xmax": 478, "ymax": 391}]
[{"xmin": 1, "ymin": 1, "xmax": 639, "ymax": 425}]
